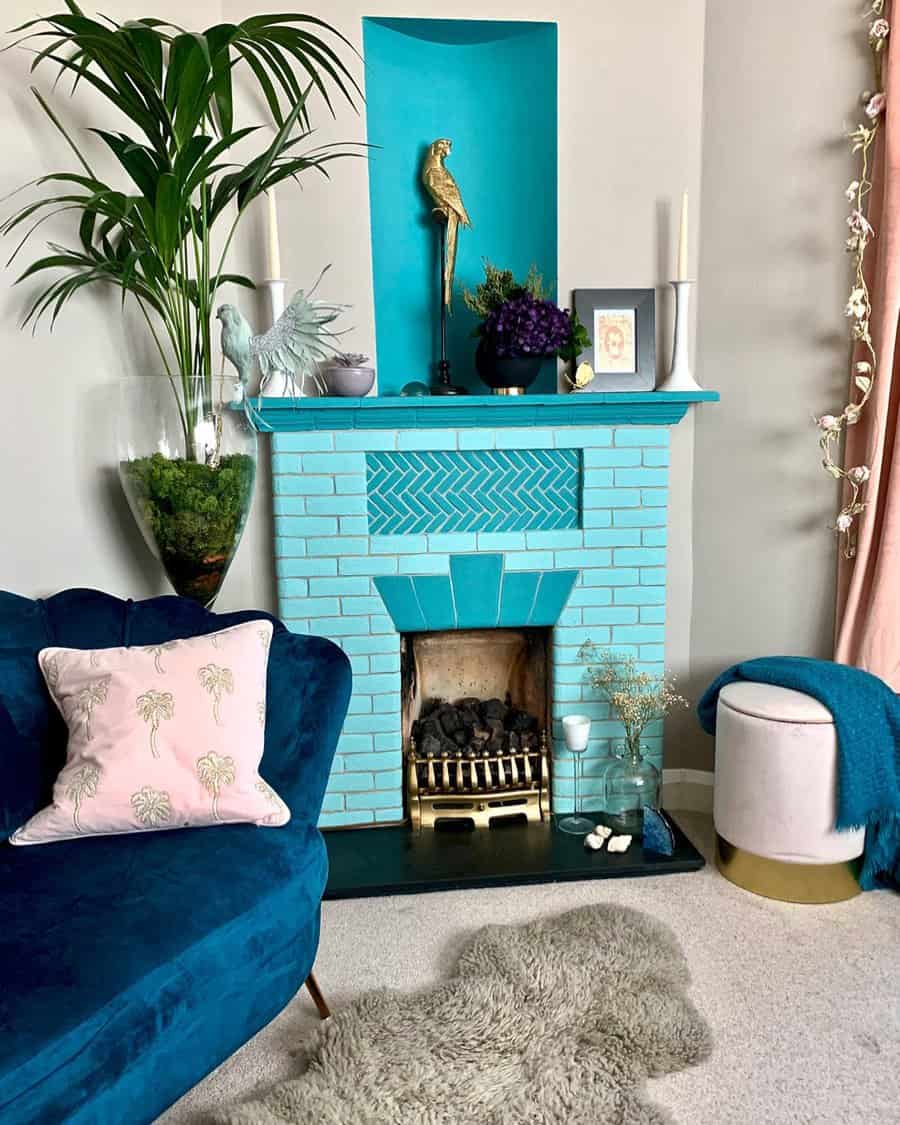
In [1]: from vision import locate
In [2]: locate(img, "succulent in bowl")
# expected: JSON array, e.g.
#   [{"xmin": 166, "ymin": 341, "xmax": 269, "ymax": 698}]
[{"xmin": 323, "ymin": 351, "xmax": 375, "ymax": 397}]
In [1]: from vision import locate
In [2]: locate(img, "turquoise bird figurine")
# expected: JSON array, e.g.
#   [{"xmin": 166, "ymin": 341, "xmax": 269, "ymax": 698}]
[
  {"xmin": 216, "ymin": 304, "xmax": 254, "ymax": 391},
  {"xmin": 217, "ymin": 271, "xmax": 345, "ymax": 400}
]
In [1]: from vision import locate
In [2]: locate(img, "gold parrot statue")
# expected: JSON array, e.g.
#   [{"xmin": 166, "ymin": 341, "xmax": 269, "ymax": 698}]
[{"xmin": 421, "ymin": 138, "xmax": 471, "ymax": 308}]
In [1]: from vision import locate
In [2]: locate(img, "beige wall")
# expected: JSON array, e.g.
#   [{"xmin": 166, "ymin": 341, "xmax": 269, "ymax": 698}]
[
  {"xmin": 1, "ymin": 1, "xmax": 858, "ymax": 771},
  {"xmin": 677, "ymin": 0, "xmax": 868, "ymax": 770}
]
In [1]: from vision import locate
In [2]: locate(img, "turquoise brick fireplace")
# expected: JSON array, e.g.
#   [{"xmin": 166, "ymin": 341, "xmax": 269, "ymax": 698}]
[{"xmin": 261, "ymin": 394, "xmax": 715, "ymax": 829}]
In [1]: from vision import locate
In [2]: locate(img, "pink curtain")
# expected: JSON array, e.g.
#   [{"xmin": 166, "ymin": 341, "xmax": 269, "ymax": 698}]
[{"xmin": 835, "ymin": 21, "xmax": 900, "ymax": 689}]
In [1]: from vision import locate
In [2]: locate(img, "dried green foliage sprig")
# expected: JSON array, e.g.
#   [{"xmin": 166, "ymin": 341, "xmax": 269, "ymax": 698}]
[
  {"xmin": 462, "ymin": 260, "xmax": 548, "ymax": 319},
  {"xmin": 817, "ymin": 1, "xmax": 888, "ymax": 558},
  {"xmin": 578, "ymin": 643, "xmax": 689, "ymax": 753}
]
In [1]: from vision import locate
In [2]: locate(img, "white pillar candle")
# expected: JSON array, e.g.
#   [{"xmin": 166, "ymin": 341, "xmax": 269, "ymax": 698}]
[
  {"xmin": 676, "ymin": 191, "xmax": 689, "ymax": 281},
  {"xmin": 266, "ymin": 188, "xmax": 282, "ymax": 280}
]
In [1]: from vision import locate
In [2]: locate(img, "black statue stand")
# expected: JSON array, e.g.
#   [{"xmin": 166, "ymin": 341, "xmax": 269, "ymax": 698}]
[{"xmin": 432, "ymin": 212, "xmax": 466, "ymax": 395}]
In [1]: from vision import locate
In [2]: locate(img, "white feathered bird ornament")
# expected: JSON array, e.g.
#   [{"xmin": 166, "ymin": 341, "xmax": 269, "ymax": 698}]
[{"xmin": 217, "ymin": 270, "xmax": 345, "ymax": 405}]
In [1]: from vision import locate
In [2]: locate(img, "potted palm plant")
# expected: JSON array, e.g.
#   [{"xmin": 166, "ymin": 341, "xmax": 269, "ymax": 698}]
[{"xmin": 2, "ymin": 5, "xmax": 359, "ymax": 605}]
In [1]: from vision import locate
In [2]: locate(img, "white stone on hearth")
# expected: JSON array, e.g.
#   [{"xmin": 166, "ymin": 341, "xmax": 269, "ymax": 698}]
[{"xmin": 607, "ymin": 835, "xmax": 633, "ymax": 853}]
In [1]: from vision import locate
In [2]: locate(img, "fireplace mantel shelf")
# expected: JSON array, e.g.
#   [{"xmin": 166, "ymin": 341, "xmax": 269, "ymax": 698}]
[{"xmin": 255, "ymin": 390, "xmax": 719, "ymax": 432}]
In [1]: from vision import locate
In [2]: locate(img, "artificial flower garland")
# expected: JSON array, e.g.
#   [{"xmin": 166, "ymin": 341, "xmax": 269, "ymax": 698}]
[{"xmin": 817, "ymin": 2, "xmax": 889, "ymax": 558}]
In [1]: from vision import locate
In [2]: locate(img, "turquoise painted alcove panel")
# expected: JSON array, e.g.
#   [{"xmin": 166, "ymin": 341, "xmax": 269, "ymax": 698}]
[{"xmin": 363, "ymin": 17, "xmax": 558, "ymax": 396}]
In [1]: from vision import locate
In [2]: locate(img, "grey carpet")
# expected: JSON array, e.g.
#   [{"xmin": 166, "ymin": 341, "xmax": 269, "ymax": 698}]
[
  {"xmin": 160, "ymin": 815, "xmax": 900, "ymax": 1124},
  {"xmin": 216, "ymin": 904, "xmax": 711, "ymax": 1125}
]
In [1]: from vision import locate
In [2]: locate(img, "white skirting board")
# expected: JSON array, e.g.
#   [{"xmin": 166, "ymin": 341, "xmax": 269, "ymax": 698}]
[{"xmin": 662, "ymin": 769, "xmax": 714, "ymax": 814}]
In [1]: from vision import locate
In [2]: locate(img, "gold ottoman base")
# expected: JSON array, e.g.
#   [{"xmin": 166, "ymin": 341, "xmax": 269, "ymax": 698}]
[{"xmin": 715, "ymin": 834, "xmax": 861, "ymax": 904}]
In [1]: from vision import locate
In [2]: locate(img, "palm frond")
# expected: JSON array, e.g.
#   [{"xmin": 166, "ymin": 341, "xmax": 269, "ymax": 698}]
[{"xmin": 3, "ymin": 8, "xmax": 361, "ymax": 448}]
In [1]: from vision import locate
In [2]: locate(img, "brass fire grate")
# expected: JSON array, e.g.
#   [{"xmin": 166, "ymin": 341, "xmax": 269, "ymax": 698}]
[{"xmin": 407, "ymin": 733, "xmax": 551, "ymax": 830}]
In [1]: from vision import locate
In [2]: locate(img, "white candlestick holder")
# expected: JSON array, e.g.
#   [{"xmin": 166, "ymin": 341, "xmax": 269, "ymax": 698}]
[
  {"xmin": 657, "ymin": 280, "xmax": 704, "ymax": 393},
  {"xmin": 258, "ymin": 278, "xmax": 300, "ymax": 398}
]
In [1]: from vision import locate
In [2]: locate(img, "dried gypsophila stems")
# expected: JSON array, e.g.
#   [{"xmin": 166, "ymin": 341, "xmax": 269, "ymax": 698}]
[
  {"xmin": 816, "ymin": 3, "xmax": 888, "ymax": 559},
  {"xmin": 578, "ymin": 644, "xmax": 689, "ymax": 753}
]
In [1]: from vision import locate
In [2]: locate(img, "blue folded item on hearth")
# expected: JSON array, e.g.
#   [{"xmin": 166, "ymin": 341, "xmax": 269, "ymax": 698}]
[
  {"xmin": 698, "ymin": 656, "xmax": 900, "ymax": 891},
  {"xmin": 642, "ymin": 807, "xmax": 675, "ymax": 856}
]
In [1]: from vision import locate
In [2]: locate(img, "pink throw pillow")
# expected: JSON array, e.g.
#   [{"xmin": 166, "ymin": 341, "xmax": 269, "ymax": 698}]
[{"xmin": 10, "ymin": 620, "xmax": 289, "ymax": 846}]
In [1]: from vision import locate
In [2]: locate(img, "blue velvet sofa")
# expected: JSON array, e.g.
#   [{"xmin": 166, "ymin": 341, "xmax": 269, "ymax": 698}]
[{"xmin": 0, "ymin": 588, "xmax": 351, "ymax": 1125}]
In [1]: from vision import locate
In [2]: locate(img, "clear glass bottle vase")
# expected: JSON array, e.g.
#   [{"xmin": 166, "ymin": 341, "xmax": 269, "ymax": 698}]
[{"xmin": 604, "ymin": 741, "xmax": 660, "ymax": 835}]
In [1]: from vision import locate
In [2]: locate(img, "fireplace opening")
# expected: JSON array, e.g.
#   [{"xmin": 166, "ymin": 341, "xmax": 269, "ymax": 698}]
[{"xmin": 400, "ymin": 628, "xmax": 552, "ymax": 830}]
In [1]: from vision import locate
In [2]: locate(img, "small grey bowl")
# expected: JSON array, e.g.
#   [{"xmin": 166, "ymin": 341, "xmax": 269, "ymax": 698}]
[{"xmin": 323, "ymin": 365, "xmax": 376, "ymax": 397}]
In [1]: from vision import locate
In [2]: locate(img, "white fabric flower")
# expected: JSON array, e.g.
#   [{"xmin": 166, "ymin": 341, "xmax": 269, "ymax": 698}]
[
  {"xmin": 847, "ymin": 210, "xmax": 875, "ymax": 238},
  {"xmin": 869, "ymin": 18, "xmax": 890, "ymax": 42},
  {"xmin": 845, "ymin": 180, "xmax": 861, "ymax": 200},
  {"xmin": 845, "ymin": 288, "xmax": 868, "ymax": 319},
  {"xmin": 816, "ymin": 414, "xmax": 841, "ymax": 431},
  {"xmin": 866, "ymin": 93, "xmax": 887, "ymax": 119},
  {"xmin": 836, "ymin": 513, "xmax": 853, "ymax": 532},
  {"xmin": 848, "ymin": 465, "xmax": 871, "ymax": 484}
]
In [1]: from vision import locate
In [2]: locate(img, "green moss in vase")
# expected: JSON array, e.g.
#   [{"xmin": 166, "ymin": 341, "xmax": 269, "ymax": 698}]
[{"xmin": 120, "ymin": 453, "xmax": 256, "ymax": 606}]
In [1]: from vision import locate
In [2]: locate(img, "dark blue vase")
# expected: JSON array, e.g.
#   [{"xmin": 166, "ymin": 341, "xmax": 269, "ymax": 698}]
[{"xmin": 475, "ymin": 340, "xmax": 543, "ymax": 395}]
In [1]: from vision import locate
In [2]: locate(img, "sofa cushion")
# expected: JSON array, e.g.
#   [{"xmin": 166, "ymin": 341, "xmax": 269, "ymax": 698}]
[
  {"xmin": 0, "ymin": 650, "xmax": 67, "ymax": 839},
  {"xmin": 12, "ymin": 621, "xmax": 290, "ymax": 846},
  {"xmin": 0, "ymin": 589, "xmax": 352, "ymax": 831},
  {"xmin": 0, "ymin": 819, "xmax": 328, "ymax": 1124}
]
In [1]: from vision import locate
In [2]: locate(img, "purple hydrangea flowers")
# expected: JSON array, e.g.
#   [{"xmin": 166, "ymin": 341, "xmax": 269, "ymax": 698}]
[{"xmin": 482, "ymin": 294, "xmax": 573, "ymax": 358}]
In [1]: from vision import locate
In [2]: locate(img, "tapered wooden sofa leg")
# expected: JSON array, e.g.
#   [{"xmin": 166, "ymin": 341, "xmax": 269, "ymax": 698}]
[{"xmin": 305, "ymin": 973, "xmax": 331, "ymax": 1020}]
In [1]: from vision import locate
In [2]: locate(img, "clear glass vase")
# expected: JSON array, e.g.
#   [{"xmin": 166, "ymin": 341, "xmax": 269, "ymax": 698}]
[
  {"xmin": 117, "ymin": 376, "xmax": 257, "ymax": 608},
  {"xmin": 604, "ymin": 741, "xmax": 660, "ymax": 835}
]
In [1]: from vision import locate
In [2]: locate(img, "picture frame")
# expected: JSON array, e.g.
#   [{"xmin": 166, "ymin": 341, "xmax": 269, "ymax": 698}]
[{"xmin": 573, "ymin": 289, "xmax": 656, "ymax": 392}]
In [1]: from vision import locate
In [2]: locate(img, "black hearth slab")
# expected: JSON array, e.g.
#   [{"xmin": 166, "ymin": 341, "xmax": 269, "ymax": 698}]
[{"xmin": 323, "ymin": 813, "xmax": 704, "ymax": 899}]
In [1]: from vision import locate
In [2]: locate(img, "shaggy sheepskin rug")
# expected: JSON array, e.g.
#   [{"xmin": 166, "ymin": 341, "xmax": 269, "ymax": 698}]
[{"xmin": 218, "ymin": 904, "xmax": 712, "ymax": 1125}]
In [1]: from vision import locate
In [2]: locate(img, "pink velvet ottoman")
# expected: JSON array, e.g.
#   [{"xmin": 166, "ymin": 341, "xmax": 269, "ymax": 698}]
[{"xmin": 713, "ymin": 682, "xmax": 865, "ymax": 903}]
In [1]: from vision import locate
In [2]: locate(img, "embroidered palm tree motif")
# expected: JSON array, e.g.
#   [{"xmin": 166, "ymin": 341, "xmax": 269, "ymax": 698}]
[
  {"xmin": 136, "ymin": 689, "xmax": 175, "ymax": 757},
  {"xmin": 258, "ymin": 628, "xmax": 271, "ymax": 652},
  {"xmin": 253, "ymin": 778, "xmax": 284, "ymax": 823},
  {"xmin": 257, "ymin": 700, "xmax": 265, "ymax": 727},
  {"xmin": 73, "ymin": 677, "xmax": 111, "ymax": 742},
  {"xmin": 131, "ymin": 785, "xmax": 172, "ymax": 828},
  {"xmin": 197, "ymin": 752, "xmax": 236, "ymax": 821},
  {"xmin": 43, "ymin": 654, "xmax": 60, "ymax": 691},
  {"xmin": 65, "ymin": 763, "xmax": 101, "ymax": 832},
  {"xmin": 197, "ymin": 664, "xmax": 234, "ymax": 726},
  {"xmin": 143, "ymin": 642, "xmax": 177, "ymax": 674},
  {"xmin": 255, "ymin": 777, "xmax": 278, "ymax": 804}
]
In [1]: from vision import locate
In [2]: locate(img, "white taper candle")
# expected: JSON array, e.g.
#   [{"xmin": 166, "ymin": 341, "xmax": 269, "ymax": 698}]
[
  {"xmin": 676, "ymin": 191, "xmax": 689, "ymax": 281},
  {"xmin": 266, "ymin": 188, "xmax": 282, "ymax": 280}
]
